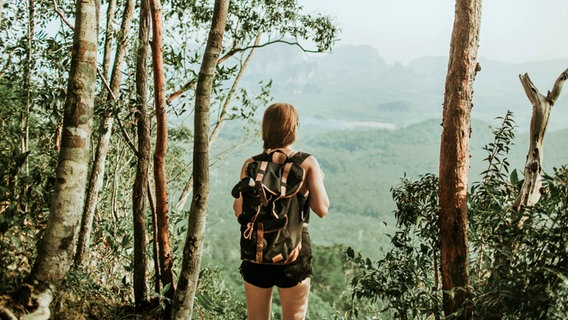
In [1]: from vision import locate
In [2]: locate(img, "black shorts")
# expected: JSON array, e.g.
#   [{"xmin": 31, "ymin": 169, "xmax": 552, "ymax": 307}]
[{"xmin": 240, "ymin": 228, "xmax": 312, "ymax": 288}]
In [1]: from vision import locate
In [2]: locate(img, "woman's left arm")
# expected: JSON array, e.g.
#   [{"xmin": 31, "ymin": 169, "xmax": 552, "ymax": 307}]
[
  {"xmin": 304, "ymin": 156, "xmax": 329, "ymax": 218},
  {"xmin": 233, "ymin": 158, "xmax": 253, "ymax": 217}
]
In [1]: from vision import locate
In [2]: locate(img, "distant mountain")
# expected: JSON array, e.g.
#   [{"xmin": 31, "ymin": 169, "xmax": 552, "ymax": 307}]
[{"xmin": 242, "ymin": 44, "xmax": 568, "ymax": 131}]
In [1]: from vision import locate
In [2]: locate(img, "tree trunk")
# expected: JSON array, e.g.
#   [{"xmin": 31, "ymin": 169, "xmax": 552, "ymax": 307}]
[
  {"xmin": 148, "ymin": 181, "xmax": 162, "ymax": 295},
  {"xmin": 16, "ymin": 0, "xmax": 34, "ymax": 216},
  {"xmin": 438, "ymin": 0, "xmax": 481, "ymax": 318},
  {"xmin": 173, "ymin": 33, "xmax": 260, "ymax": 212},
  {"xmin": 149, "ymin": 0, "xmax": 176, "ymax": 305},
  {"xmin": 75, "ymin": 0, "xmax": 136, "ymax": 267},
  {"xmin": 22, "ymin": 0, "xmax": 34, "ymax": 178},
  {"xmin": 132, "ymin": 0, "xmax": 151, "ymax": 306},
  {"xmin": 512, "ymin": 69, "xmax": 568, "ymax": 210},
  {"xmin": 170, "ymin": 1, "xmax": 230, "ymax": 318},
  {"xmin": 30, "ymin": 0, "xmax": 98, "ymax": 283},
  {"xmin": 102, "ymin": 0, "xmax": 117, "ymax": 80}
]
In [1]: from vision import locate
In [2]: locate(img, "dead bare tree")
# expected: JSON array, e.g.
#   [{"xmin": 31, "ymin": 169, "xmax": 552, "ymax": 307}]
[{"xmin": 512, "ymin": 68, "xmax": 568, "ymax": 210}]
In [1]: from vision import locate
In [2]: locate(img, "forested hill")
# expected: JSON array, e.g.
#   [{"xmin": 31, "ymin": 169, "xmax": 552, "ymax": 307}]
[
  {"xmin": 241, "ymin": 43, "xmax": 568, "ymax": 131},
  {"xmin": 206, "ymin": 118, "xmax": 568, "ymax": 259}
]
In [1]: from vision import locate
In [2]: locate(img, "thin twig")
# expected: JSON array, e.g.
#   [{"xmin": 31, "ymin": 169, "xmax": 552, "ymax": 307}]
[
  {"xmin": 168, "ymin": 36, "xmax": 317, "ymax": 104},
  {"xmin": 218, "ymin": 37, "xmax": 319, "ymax": 64},
  {"xmin": 52, "ymin": 0, "xmax": 74, "ymax": 30}
]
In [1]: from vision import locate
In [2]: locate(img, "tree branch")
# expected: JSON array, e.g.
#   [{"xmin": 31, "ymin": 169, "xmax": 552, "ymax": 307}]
[
  {"xmin": 546, "ymin": 68, "xmax": 568, "ymax": 105},
  {"xmin": 167, "ymin": 79, "xmax": 195, "ymax": 103},
  {"xmin": 218, "ymin": 37, "xmax": 317, "ymax": 64},
  {"xmin": 168, "ymin": 36, "xmax": 316, "ymax": 104},
  {"xmin": 52, "ymin": 0, "xmax": 74, "ymax": 30},
  {"xmin": 114, "ymin": 114, "xmax": 139, "ymax": 156}
]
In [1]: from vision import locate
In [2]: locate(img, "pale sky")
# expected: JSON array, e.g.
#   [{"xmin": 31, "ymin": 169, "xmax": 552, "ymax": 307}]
[{"xmin": 298, "ymin": 0, "xmax": 568, "ymax": 64}]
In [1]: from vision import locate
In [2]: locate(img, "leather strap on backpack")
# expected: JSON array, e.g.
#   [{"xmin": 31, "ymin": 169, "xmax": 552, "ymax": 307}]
[
  {"xmin": 255, "ymin": 161, "xmax": 269, "ymax": 206},
  {"xmin": 278, "ymin": 162, "xmax": 293, "ymax": 199}
]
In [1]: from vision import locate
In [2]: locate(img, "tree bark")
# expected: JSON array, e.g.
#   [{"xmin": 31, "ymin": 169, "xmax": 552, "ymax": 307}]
[
  {"xmin": 149, "ymin": 0, "xmax": 176, "ymax": 305},
  {"xmin": 132, "ymin": 0, "xmax": 151, "ymax": 306},
  {"xmin": 438, "ymin": 0, "xmax": 482, "ymax": 318},
  {"xmin": 75, "ymin": 0, "xmax": 136, "ymax": 267},
  {"xmin": 30, "ymin": 0, "xmax": 98, "ymax": 283},
  {"xmin": 170, "ymin": 0, "xmax": 230, "ymax": 318},
  {"xmin": 16, "ymin": 0, "xmax": 34, "ymax": 216},
  {"xmin": 102, "ymin": 0, "xmax": 117, "ymax": 80},
  {"xmin": 148, "ymin": 181, "xmax": 162, "ymax": 295},
  {"xmin": 512, "ymin": 68, "xmax": 568, "ymax": 210}
]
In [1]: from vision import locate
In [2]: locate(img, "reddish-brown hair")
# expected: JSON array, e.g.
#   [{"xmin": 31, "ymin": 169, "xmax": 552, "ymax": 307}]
[{"xmin": 262, "ymin": 103, "xmax": 299, "ymax": 150}]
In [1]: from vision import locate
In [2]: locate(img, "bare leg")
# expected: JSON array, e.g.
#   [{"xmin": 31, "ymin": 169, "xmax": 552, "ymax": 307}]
[
  {"xmin": 278, "ymin": 277, "xmax": 311, "ymax": 320},
  {"xmin": 244, "ymin": 281, "xmax": 273, "ymax": 320}
]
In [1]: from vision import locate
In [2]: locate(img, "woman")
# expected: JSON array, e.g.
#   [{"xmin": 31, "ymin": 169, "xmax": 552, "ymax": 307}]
[{"xmin": 233, "ymin": 102, "xmax": 330, "ymax": 320}]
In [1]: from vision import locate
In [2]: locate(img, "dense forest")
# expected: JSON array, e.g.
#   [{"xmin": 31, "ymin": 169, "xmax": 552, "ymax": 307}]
[{"xmin": 1, "ymin": 0, "xmax": 568, "ymax": 319}]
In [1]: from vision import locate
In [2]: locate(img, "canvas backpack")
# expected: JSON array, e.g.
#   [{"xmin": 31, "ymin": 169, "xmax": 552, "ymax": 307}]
[{"xmin": 231, "ymin": 150, "xmax": 311, "ymax": 264}]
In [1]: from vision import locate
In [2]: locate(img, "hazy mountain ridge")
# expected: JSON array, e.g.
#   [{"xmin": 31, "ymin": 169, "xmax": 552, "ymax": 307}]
[{"xmin": 242, "ymin": 43, "xmax": 568, "ymax": 131}]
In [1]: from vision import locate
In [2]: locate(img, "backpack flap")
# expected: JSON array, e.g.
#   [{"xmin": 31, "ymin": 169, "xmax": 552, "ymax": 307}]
[{"xmin": 246, "ymin": 160, "xmax": 305, "ymax": 199}]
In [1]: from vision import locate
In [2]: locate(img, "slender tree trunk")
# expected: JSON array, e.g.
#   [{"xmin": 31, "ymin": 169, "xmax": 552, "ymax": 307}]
[
  {"xmin": 433, "ymin": 247, "xmax": 441, "ymax": 320},
  {"xmin": 30, "ymin": 0, "xmax": 98, "ymax": 283},
  {"xmin": 132, "ymin": 0, "xmax": 151, "ymax": 306},
  {"xmin": 148, "ymin": 181, "xmax": 162, "ymax": 295},
  {"xmin": 149, "ymin": 0, "xmax": 175, "ymax": 305},
  {"xmin": 75, "ymin": 0, "xmax": 136, "ymax": 267},
  {"xmin": 102, "ymin": 0, "xmax": 117, "ymax": 80},
  {"xmin": 22, "ymin": 0, "xmax": 34, "ymax": 176},
  {"xmin": 170, "ymin": 1, "xmax": 230, "ymax": 318},
  {"xmin": 18, "ymin": 0, "xmax": 34, "ymax": 213},
  {"xmin": 438, "ymin": 0, "xmax": 481, "ymax": 318},
  {"xmin": 173, "ymin": 33, "xmax": 260, "ymax": 212}
]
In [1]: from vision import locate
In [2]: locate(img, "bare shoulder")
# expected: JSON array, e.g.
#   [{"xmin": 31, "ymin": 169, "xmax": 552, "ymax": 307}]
[{"xmin": 301, "ymin": 154, "xmax": 320, "ymax": 169}]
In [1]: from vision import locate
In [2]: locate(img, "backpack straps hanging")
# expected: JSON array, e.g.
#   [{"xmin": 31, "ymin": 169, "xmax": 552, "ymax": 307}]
[{"xmin": 254, "ymin": 161, "xmax": 269, "ymax": 206}]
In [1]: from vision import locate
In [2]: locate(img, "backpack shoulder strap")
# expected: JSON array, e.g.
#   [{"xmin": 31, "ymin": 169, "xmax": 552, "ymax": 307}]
[
  {"xmin": 288, "ymin": 151, "xmax": 311, "ymax": 164},
  {"xmin": 251, "ymin": 152, "xmax": 271, "ymax": 162},
  {"xmin": 252, "ymin": 150, "xmax": 308, "ymax": 164}
]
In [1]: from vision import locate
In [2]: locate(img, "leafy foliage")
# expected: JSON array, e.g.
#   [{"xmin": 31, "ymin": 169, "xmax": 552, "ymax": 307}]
[
  {"xmin": 348, "ymin": 174, "xmax": 442, "ymax": 320},
  {"xmin": 192, "ymin": 268, "xmax": 248, "ymax": 319},
  {"xmin": 0, "ymin": 77, "xmax": 56, "ymax": 290},
  {"xmin": 349, "ymin": 112, "xmax": 568, "ymax": 319},
  {"xmin": 1, "ymin": 0, "xmax": 341, "ymax": 317},
  {"xmin": 2, "ymin": 0, "xmax": 568, "ymax": 318}
]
